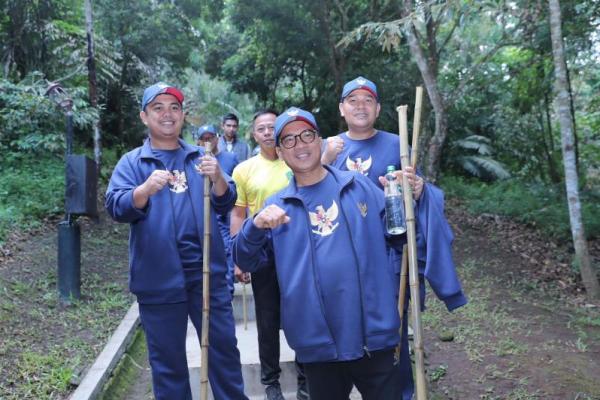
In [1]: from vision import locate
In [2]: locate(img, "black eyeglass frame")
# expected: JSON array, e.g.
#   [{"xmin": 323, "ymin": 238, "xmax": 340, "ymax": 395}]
[{"xmin": 279, "ymin": 129, "xmax": 318, "ymax": 149}]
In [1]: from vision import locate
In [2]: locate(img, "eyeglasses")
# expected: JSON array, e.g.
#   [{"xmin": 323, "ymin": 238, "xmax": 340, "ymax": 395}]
[{"xmin": 279, "ymin": 129, "xmax": 317, "ymax": 149}]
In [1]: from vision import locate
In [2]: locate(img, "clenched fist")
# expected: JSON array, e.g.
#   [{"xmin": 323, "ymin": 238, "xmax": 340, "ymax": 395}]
[
  {"xmin": 253, "ymin": 204, "xmax": 290, "ymax": 229},
  {"xmin": 321, "ymin": 136, "xmax": 344, "ymax": 164}
]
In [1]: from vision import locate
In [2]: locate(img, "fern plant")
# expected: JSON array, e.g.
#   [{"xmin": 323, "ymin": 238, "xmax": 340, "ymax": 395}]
[{"xmin": 449, "ymin": 135, "xmax": 511, "ymax": 180}]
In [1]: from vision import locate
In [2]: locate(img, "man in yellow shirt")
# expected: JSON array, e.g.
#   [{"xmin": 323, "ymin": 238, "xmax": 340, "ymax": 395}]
[{"xmin": 230, "ymin": 109, "xmax": 307, "ymax": 400}]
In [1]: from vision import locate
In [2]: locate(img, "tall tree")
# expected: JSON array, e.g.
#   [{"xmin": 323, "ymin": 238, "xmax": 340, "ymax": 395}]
[
  {"xmin": 341, "ymin": 1, "xmax": 542, "ymax": 181},
  {"xmin": 548, "ymin": 0, "xmax": 599, "ymax": 299},
  {"xmin": 84, "ymin": 0, "xmax": 102, "ymax": 173}
]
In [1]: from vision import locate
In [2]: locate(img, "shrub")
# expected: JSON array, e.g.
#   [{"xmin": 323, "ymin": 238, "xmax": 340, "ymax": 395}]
[
  {"xmin": 0, "ymin": 156, "xmax": 64, "ymax": 243},
  {"xmin": 440, "ymin": 176, "xmax": 600, "ymax": 241}
]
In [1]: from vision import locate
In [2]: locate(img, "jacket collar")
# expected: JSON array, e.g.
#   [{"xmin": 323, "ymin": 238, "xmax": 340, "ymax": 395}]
[
  {"xmin": 280, "ymin": 165, "xmax": 355, "ymax": 201},
  {"xmin": 139, "ymin": 137, "xmax": 200, "ymax": 160}
]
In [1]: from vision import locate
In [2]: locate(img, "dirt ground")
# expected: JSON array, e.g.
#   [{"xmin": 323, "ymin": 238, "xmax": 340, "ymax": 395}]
[
  {"xmin": 0, "ymin": 198, "xmax": 599, "ymax": 399},
  {"xmin": 424, "ymin": 199, "xmax": 600, "ymax": 399}
]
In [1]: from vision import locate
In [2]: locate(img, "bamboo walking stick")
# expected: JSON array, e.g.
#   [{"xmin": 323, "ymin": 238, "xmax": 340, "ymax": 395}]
[
  {"xmin": 397, "ymin": 86, "xmax": 423, "ymax": 349},
  {"xmin": 398, "ymin": 105, "xmax": 428, "ymax": 400},
  {"xmin": 200, "ymin": 141, "xmax": 212, "ymax": 400}
]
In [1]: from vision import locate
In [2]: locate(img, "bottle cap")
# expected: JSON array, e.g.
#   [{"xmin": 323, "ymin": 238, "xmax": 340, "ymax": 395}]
[{"xmin": 386, "ymin": 165, "xmax": 395, "ymax": 173}]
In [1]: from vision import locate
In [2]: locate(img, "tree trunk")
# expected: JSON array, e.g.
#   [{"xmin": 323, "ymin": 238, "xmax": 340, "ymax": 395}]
[
  {"xmin": 318, "ymin": 0, "xmax": 346, "ymax": 131},
  {"xmin": 542, "ymin": 92, "xmax": 561, "ymax": 183},
  {"xmin": 402, "ymin": 1, "xmax": 447, "ymax": 182},
  {"xmin": 548, "ymin": 0, "xmax": 599, "ymax": 299},
  {"xmin": 85, "ymin": 0, "xmax": 102, "ymax": 174}
]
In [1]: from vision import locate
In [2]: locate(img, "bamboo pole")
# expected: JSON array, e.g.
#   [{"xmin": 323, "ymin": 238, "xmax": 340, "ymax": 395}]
[
  {"xmin": 200, "ymin": 141, "xmax": 212, "ymax": 400},
  {"xmin": 397, "ymin": 86, "xmax": 423, "ymax": 352},
  {"xmin": 398, "ymin": 105, "xmax": 428, "ymax": 400},
  {"xmin": 412, "ymin": 86, "xmax": 423, "ymax": 170}
]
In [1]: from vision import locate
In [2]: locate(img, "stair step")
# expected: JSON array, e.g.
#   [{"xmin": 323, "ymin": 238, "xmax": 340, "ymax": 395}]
[{"xmin": 233, "ymin": 282, "xmax": 256, "ymax": 323}]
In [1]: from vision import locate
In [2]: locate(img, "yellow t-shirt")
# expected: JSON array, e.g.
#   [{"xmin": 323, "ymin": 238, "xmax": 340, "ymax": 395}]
[{"xmin": 232, "ymin": 153, "xmax": 291, "ymax": 215}]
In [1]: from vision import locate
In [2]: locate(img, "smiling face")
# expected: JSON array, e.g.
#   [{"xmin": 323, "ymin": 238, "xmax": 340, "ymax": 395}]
[
  {"xmin": 140, "ymin": 94, "xmax": 184, "ymax": 148},
  {"xmin": 276, "ymin": 120, "xmax": 322, "ymax": 176},
  {"xmin": 339, "ymin": 88, "xmax": 380, "ymax": 133}
]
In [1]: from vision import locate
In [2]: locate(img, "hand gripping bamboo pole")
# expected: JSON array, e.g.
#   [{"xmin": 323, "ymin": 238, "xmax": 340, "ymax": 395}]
[
  {"xmin": 398, "ymin": 105, "xmax": 428, "ymax": 400},
  {"xmin": 200, "ymin": 141, "xmax": 212, "ymax": 400},
  {"xmin": 397, "ymin": 86, "xmax": 424, "ymax": 348}
]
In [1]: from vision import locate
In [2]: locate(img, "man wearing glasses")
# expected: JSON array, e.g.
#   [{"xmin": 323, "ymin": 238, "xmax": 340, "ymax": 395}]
[
  {"xmin": 230, "ymin": 109, "xmax": 308, "ymax": 400},
  {"xmin": 232, "ymin": 107, "xmax": 430, "ymax": 400}
]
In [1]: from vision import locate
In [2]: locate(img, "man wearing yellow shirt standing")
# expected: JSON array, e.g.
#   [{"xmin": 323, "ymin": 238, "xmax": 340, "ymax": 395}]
[{"xmin": 230, "ymin": 109, "xmax": 307, "ymax": 400}]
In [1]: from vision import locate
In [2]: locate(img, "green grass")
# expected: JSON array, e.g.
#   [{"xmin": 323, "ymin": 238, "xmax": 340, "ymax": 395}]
[
  {"xmin": 439, "ymin": 176, "xmax": 600, "ymax": 241},
  {"xmin": 0, "ymin": 155, "xmax": 64, "ymax": 243}
]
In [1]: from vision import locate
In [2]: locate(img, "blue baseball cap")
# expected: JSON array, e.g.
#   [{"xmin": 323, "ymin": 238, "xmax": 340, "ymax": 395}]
[
  {"xmin": 195, "ymin": 124, "xmax": 219, "ymax": 140},
  {"xmin": 274, "ymin": 107, "xmax": 319, "ymax": 145},
  {"xmin": 340, "ymin": 76, "xmax": 378, "ymax": 102},
  {"xmin": 141, "ymin": 82, "xmax": 184, "ymax": 111}
]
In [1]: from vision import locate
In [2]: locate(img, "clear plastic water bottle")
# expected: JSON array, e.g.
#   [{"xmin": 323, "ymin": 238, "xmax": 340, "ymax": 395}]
[{"xmin": 384, "ymin": 165, "xmax": 406, "ymax": 235}]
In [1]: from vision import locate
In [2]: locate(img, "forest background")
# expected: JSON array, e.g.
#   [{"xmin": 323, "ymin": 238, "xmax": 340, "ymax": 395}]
[
  {"xmin": 1, "ymin": 0, "xmax": 599, "ymax": 247},
  {"xmin": 0, "ymin": 0, "xmax": 599, "ymax": 398}
]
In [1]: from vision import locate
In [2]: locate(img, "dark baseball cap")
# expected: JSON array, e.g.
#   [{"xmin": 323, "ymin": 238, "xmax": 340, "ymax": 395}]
[{"xmin": 141, "ymin": 82, "xmax": 184, "ymax": 111}]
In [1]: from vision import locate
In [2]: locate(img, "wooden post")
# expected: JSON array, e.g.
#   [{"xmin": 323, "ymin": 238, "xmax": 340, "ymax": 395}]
[
  {"xmin": 200, "ymin": 141, "xmax": 212, "ymax": 400},
  {"xmin": 398, "ymin": 105, "xmax": 428, "ymax": 400}
]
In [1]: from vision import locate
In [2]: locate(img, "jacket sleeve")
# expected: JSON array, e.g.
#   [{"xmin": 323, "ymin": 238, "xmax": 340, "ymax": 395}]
[
  {"xmin": 210, "ymin": 174, "xmax": 237, "ymax": 216},
  {"xmin": 105, "ymin": 154, "xmax": 149, "ymax": 223},
  {"xmin": 232, "ymin": 217, "xmax": 273, "ymax": 273},
  {"xmin": 415, "ymin": 183, "xmax": 468, "ymax": 311}
]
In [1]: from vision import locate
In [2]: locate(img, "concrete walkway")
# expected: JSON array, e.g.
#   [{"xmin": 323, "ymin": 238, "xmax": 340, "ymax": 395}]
[
  {"xmin": 70, "ymin": 283, "xmax": 365, "ymax": 399},
  {"xmin": 188, "ymin": 283, "xmax": 299, "ymax": 399}
]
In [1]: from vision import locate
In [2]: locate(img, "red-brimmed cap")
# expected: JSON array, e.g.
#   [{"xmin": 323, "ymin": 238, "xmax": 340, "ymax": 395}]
[{"xmin": 141, "ymin": 82, "xmax": 184, "ymax": 110}]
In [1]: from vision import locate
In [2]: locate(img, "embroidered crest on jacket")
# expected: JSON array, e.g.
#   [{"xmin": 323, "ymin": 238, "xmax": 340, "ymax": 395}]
[
  {"xmin": 346, "ymin": 155, "xmax": 372, "ymax": 175},
  {"xmin": 309, "ymin": 201, "xmax": 340, "ymax": 237},
  {"xmin": 358, "ymin": 202, "xmax": 368, "ymax": 217},
  {"xmin": 169, "ymin": 170, "xmax": 188, "ymax": 193}
]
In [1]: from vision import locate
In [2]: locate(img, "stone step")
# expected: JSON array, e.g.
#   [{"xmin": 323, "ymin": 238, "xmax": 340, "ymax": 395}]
[
  {"xmin": 232, "ymin": 282, "xmax": 256, "ymax": 324},
  {"xmin": 187, "ymin": 316, "xmax": 298, "ymax": 399}
]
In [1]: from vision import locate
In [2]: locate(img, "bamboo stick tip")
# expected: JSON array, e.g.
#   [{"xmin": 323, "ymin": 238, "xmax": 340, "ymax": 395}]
[{"xmin": 396, "ymin": 105, "xmax": 408, "ymax": 113}]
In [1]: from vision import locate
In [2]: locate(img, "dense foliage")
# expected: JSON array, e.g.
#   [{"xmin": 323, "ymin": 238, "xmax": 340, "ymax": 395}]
[{"xmin": 0, "ymin": 0, "xmax": 598, "ymax": 241}]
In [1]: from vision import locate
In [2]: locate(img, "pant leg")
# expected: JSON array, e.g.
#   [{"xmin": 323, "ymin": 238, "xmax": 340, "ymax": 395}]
[
  {"xmin": 295, "ymin": 358, "xmax": 309, "ymax": 398},
  {"xmin": 139, "ymin": 302, "xmax": 192, "ymax": 400},
  {"xmin": 187, "ymin": 280, "xmax": 248, "ymax": 400},
  {"xmin": 251, "ymin": 266, "xmax": 282, "ymax": 386},
  {"xmin": 349, "ymin": 349, "xmax": 403, "ymax": 400},
  {"xmin": 303, "ymin": 360, "xmax": 353, "ymax": 400}
]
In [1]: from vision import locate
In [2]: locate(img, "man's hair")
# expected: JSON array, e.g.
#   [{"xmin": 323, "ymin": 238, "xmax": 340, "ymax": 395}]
[
  {"xmin": 252, "ymin": 109, "xmax": 279, "ymax": 130},
  {"xmin": 222, "ymin": 113, "xmax": 239, "ymax": 124}
]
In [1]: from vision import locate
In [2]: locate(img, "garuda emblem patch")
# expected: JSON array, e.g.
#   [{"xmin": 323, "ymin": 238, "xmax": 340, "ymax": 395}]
[
  {"xmin": 169, "ymin": 170, "xmax": 188, "ymax": 193},
  {"xmin": 346, "ymin": 156, "xmax": 372, "ymax": 176},
  {"xmin": 309, "ymin": 201, "xmax": 340, "ymax": 237}
]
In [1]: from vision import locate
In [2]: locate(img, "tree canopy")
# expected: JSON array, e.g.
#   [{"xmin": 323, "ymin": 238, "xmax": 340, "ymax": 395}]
[{"xmin": 0, "ymin": 0, "xmax": 598, "ymax": 186}]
